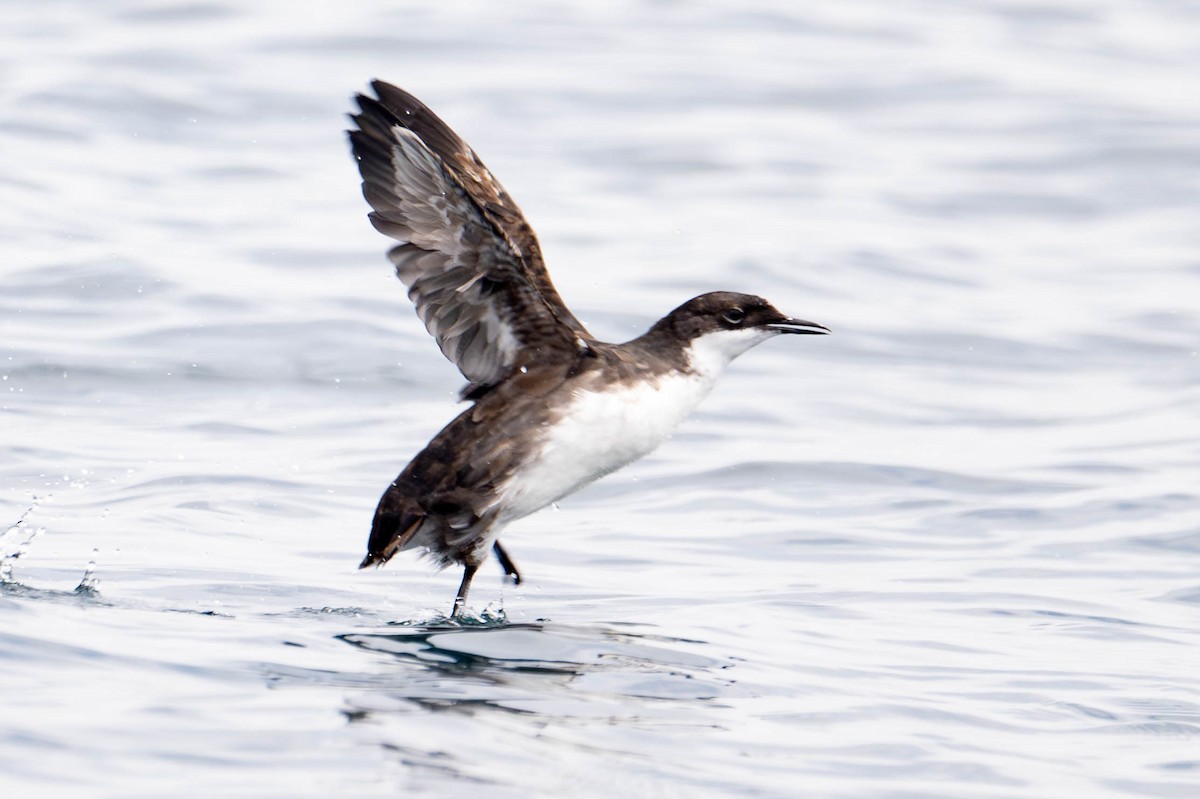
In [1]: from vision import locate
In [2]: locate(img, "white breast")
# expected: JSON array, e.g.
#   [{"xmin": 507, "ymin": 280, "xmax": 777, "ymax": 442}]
[
  {"xmin": 496, "ymin": 371, "xmax": 715, "ymax": 523},
  {"xmin": 495, "ymin": 326, "xmax": 778, "ymax": 524}
]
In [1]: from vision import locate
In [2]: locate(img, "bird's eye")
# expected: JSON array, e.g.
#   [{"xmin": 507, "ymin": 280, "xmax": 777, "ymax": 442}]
[{"xmin": 723, "ymin": 308, "xmax": 745, "ymax": 325}]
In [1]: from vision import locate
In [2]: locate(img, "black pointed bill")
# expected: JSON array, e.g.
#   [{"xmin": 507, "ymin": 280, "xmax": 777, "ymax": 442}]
[{"xmin": 766, "ymin": 317, "xmax": 830, "ymax": 335}]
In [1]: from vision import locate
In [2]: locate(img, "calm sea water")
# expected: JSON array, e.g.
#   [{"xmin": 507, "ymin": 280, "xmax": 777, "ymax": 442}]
[{"xmin": 3, "ymin": 1, "xmax": 1199, "ymax": 797}]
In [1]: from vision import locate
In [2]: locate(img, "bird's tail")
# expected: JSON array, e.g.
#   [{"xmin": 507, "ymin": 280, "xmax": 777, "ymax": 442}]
[{"xmin": 360, "ymin": 506, "xmax": 424, "ymax": 568}]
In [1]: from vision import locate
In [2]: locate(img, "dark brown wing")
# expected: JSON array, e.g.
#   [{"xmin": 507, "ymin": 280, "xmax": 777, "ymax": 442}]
[{"xmin": 348, "ymin": 80, "xmax": 592, "ymax": 395}]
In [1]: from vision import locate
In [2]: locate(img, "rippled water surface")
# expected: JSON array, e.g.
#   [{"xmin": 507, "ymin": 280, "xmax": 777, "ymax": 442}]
[{"xmin": 3, "ymin": 1, "xmax": 1200, "ymax": 797}]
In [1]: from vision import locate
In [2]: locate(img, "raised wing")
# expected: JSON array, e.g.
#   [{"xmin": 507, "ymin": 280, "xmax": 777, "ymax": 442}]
[{"xmin": 348, "ymin": 80, "xmax": 592, "ymax": 396}]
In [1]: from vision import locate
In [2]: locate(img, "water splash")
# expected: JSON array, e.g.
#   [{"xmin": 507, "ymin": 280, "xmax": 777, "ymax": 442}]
[
  {"xmin": 1, "ymin": 497, "xmax": 48, "ymax": 585},
  {"xmin": 387, "ymin": 605, "xmax": 509, "ymax": 629},
  {"xmin": 0, "ymin": 526, "xmax": 45, "ymax": 585},
  {"xmin": 1, "ymin": 495, "xmax": 44, "ymax": 543},
  {"xmin": 74, "ymin": 548, "xmax": 101, "ymax": 595}
]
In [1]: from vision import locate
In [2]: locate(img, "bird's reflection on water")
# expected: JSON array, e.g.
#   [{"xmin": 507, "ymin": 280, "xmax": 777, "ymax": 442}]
[
  {"xmin": 328, "ymin": 619, "xmax": 735, "ymax": 724},
  {"xmin": 339, "ymin": 620, "xmax": 722, "ymax": 678},
  {"xmin": 326, "ymin": 623, "xmax": 735, "ymax": 790}
]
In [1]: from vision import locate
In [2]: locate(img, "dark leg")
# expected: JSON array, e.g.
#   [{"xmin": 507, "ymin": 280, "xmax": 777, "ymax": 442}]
[
  {"xmin": 451, "ymin": 558, "xmax": 481, "ymax": 618},
  {"xmin": 492, "ymin": 540, "xmax": 522, "ymax": 585}
]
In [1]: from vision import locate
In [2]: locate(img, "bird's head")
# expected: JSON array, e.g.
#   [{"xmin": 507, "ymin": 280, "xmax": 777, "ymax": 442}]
[{"xmin": 654, "ymin": 291, "xmax": 829, "ymax": 377}]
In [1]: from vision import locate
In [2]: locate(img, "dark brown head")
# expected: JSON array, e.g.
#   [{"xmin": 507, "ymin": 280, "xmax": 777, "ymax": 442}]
[{"xmin": 643, "ymin": 291, "xmax": 828, "ymax": 375}]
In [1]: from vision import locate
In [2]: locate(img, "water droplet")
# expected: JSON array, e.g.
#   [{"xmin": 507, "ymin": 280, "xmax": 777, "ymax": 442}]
[{"xmin": 75, "ymin": 548, "xmax": 101, "ymax": 595}]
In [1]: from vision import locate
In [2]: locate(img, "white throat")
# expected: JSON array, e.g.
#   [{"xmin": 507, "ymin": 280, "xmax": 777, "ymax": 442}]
[{"xmin": 683, "ymin": 327, "xmax": 778, "ymax": 381}]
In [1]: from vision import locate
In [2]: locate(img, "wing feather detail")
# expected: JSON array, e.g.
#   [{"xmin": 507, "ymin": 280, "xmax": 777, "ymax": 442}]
[{"xmin": 348, "ymin": 81, "xmax": 592, "ymax": 395}]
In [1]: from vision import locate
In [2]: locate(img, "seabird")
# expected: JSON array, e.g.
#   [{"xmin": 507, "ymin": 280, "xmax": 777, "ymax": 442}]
[{"xmin": 348, "ymin": 80, "xmax": 828, "ymax": 616}]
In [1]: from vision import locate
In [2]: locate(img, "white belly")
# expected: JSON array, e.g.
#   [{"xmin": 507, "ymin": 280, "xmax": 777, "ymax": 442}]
[{"xmin": 496, "ymin": 372, "xmax": 717, "ymax": 522}]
